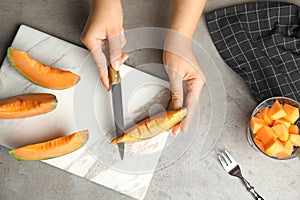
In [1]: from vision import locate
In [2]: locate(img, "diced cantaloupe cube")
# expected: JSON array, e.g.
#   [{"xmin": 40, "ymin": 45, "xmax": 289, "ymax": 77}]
[
  {"xmin": 253, "ymin": 135, "xmax": 265, "ymax": 151},
  {"xmin": 256, "ymin": 126, "xmax": 277, "ymax": 144},
  {"xmin": 261, "ymin": 107, "xmax": 274, "ymax": 125},
  {"xmin": 289, "ymin": 124, "xmax": 299, "ymax": 134},
  {"xmin": 265, "ymin": 138, "xmax": 284, "ymax": 156},
  {"xmin": 273, "ymin": 118, "xmax": 291, "ymax": 128},
  {"xmin": 281, "ymin": 140, "xmax": 294, "ymax": 157},
  {"xmin": 272, "ymin": 124, "xmax": 289, "ymax": 142},
  {"xmin": 268, "ymin": 100, "xmax": 287, "ymax": 120},
  {"xmin": 282, "ymin": 104, "xmax": 299, "ymax": 124},
  {"xmin": 277, "ymin": 151, "xmax": 290, "ymax": 158},
  {"xmin": 289, "ymin": 134, "xmax": 300, "ymax": 146},
  {"xmin": 250, "ymin": 117, "xmax": 268, "ymax": 134},
  {"xmin": 254, "ymin": 112, "xmax": 263, "ymax": 119}
]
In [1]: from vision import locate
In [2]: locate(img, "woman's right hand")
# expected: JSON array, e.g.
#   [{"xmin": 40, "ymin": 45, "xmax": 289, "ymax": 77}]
[{"xmin": 81, "ymin": 0, "xmax": 128, "ymax": 91}]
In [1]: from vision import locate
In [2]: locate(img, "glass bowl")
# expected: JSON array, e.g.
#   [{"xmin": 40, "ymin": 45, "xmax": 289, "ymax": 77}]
[{"xmin": 247, "ymin": 97, "xmax": 300, "ymax": 160}]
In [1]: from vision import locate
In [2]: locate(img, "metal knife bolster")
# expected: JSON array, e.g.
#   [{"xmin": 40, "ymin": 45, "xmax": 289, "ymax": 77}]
[
  {"xmin": 109, "ymin": 65, "xmax": 121, "ymax": 85},
  {"xmin": 109, "ymin": 65, "xmax": 125, "ymax": 159}
]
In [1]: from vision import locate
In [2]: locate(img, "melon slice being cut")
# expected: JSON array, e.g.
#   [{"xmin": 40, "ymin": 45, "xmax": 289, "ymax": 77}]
[
  {"xmin": 7, "ymin": 47, "xmax": 80, "ymax": 89},
  {"xmin": 9, "ymin": 130, "xmax": 88, "ymax": 160}
]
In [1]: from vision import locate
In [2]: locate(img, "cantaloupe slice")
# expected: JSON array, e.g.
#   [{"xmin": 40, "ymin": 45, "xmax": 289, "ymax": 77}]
[
  {"xmin": 272, "ymin": 124, "xmax": 289, "ymax": 142},
  {"xmin": 273, "ymin": 118, "xmax": 291, "ymax": 128},
  {"xmin": 265, "ymin": 138, "xmax": 284, "ymax": 156},
  {"xmin": 289, "ymin": 124, "xmax": 299, "ymax": 134},
  {"xmin": 111, "ymin": 108, "xmax": 187, "ymax": 144},
  {"xmin": 250, "ymin": 117, "xmax": 268, "ymax": 134},
  {"xmin": 289, "ymin": 134, "xmax": 300, "ymax": 146},
  {"xmin": 9, "ymin": 130, "xmax": 88, "ymax": 160},
  {"xmin": 7, "ymin": 47, "xmax": 80, "ymax": 90},
  {"xmin": 256, "ymin": 126, "xmax": 277, "ymax": 144},
  {"xmin": 0, "ymin": 93, "xmax": 57, "ymax": 119},
  {"xmin": 282, "ymin": 104, "xmax": 299, "ymax": 124},
  {"xmin": 268, "ymin": 100, "xmax": 287, "ymax": 120},
  {"xmin": 261, "ymin": 107, "xmax": 274, "ymax": 125}
]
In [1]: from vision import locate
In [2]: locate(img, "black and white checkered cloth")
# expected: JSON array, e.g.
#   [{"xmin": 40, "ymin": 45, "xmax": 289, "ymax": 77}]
[{"xmin": 206, "ymin": 1, "xmax": 300, "ymax": 102}]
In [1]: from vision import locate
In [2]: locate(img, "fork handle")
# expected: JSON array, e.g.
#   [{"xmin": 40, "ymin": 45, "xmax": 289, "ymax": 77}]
[{"xmin": 240, "ymin": 177, "xmax": 264, "ymax": 200}]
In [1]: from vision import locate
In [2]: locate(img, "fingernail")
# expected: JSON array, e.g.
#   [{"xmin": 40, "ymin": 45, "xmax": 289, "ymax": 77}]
[
  {"xmin": 112, "ymin": 60, "xmax": 120, "ymax": 71},
  {"xmin": 174, "ymin": 100, "xmax": 181, "ymax": 109},
  {"xmin": 181, "ymin": 125, "xmax": 187, "ymax": 133},
  {"xmin": 124, "ymin": 54, "xmax": 129, "ymax": 61}
]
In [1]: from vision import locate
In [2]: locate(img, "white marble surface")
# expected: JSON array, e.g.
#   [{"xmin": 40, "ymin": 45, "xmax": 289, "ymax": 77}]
[{"xmin": 0, "ymin": 25, "xmax": 175, "ymax": 200}]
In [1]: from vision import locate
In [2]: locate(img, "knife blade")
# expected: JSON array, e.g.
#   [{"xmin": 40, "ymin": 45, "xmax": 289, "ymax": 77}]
[{"xmin": 109, "ymin": 65, "xmax": 125, "ymax": 160}]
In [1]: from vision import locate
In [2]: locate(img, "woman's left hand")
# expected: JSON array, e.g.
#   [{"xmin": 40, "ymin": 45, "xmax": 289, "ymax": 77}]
[{"xmin": 163, "ymin": 42, "xmax": 206, "ymax": 134}]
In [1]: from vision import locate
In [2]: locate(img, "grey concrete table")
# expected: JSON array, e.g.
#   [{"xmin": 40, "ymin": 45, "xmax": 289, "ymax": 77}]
[{"xmin": 1, "ymin": 0, "xmax": 299, "ymax": 199}]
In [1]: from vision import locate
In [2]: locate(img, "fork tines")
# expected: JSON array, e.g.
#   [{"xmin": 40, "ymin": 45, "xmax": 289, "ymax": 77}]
[{"xmin": 218, "ymin": 149, "xmax": 238, "ymax": 171}]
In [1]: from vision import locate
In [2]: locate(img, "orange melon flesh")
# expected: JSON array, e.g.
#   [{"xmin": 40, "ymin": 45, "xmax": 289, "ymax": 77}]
[
  {"xmin": 254, "ymin": 112, "xmax": 263, "ymax": 119},
  {"xmin": 251, "ymin": 100, "xmax": 300, "ymax": 158},
  {"xmin": 273, "ymin": 118, "xmax": 291, "ymax": 128},
  {"xmin": 289, "ymin": 134, "xmax": 300, "ymax": 146},
  {"xmin": 282, "ymin": 104, "xmax": 299, "ymax": 124},
  {"xmin": 256, "ymin": 126, "xmax": 277, "ymax": 144},
  {"xmin": 7, "ymin": 47, "xmax": 80, "ymax": 90},
  {"xmin": 265, "ymin": 138, "xmax": 284, "ymax": 156},
  {"xmin": 289, "ymin": 124, "xmax": 299, "ymax": 134},
  {"xmin": 0, "ymin": 93, "xmax": 57, "ymax": 119},
  {"xmin": 254, "ymin": 135, "xmax": 265, "ymax": 151},
  {"xmin": 268, "ymin": 100, "xmax": 287, "ymax": 120},
  {"xmin": 111, "ymin": 108, "xmax": 187, "ymax": 144},
  {"xmin": 9, "ymin": 130, "xmax": 88, "ymax": 160},
  {"xmin": 271, "ymin": 124, "xmax": 289, "ymax": 142},
  {"xmin": 284, "ymin": 140, "xmax": 294, "ymax": 155},
  {"xmin": 261, "ymin": 107, "xmax": 274, "ymax": 125},
  {"xmin": 250, "ymin": 117, "xmax": 268, "ymax": 134}
]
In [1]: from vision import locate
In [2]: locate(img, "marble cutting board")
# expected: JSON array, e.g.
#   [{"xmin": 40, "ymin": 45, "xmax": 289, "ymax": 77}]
[{"xmin": 0, "ymin": 25, "xmax": 173, "ymax": 200}]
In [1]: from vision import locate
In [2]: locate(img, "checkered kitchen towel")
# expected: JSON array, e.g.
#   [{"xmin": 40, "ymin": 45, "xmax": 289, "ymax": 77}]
[{"xmin": 206, "ymin": 1, "xmax": 300, "ymax": 102}]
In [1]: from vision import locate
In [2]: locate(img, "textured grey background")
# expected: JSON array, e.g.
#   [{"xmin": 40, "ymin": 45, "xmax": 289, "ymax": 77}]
[{"xmin": 1, "ymin": 0, "xmax": 300, "ymax": 200}]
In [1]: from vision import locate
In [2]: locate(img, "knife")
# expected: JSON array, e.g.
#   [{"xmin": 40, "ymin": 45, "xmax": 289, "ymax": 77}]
[{"xmin": 109, "ymin": 64, "xmax": 125, "ymax": 160}]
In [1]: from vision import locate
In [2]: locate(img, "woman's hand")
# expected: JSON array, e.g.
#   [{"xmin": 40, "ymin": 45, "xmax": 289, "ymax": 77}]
[
  {"xmin": 163, "ymin": 34, "xmax": 206, "ymax": 134},
  {"xmin": 81, "ymin": 0, "xmax": 128, "ymax": 91},
  {"xmin": 165, "ymin": 0, "xmax": 207, "ymax": 133}
]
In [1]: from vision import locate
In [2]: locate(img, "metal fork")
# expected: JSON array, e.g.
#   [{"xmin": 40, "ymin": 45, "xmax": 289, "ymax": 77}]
[{"xmin": 218, "ymin": 149, "xmax": 264, "ymax": 200}]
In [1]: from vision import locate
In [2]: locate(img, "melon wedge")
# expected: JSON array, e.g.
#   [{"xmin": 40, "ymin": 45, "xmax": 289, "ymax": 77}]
[
  {"xmin": 112, "ymin": 108, "xmax": 187, "ymax": 144},
  {"xmin": 9, "ymin": 130, "xmax": 88, "ymax": 160},
  {"xmin": 7, "ymin": 47, "xmax": 80, "ymax": 89},
  {"xmin": 0, "ymin": 93, "xmax": 57, "ymax": 119}
]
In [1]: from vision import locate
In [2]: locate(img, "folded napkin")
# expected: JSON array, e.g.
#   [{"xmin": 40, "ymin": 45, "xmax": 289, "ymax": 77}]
[{"xmin": 206, "ymin": 1, "xmax": 300, "ymax": 102}]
